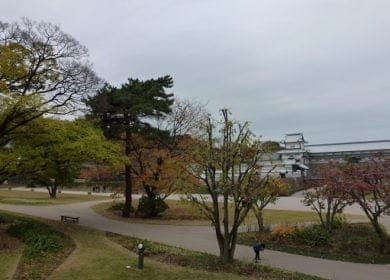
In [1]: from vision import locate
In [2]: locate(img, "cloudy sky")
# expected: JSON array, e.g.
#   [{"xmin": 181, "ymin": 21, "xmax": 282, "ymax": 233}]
[{"xmin": 2, "ymin": 0, "xmax": 390, "ymax": 144}]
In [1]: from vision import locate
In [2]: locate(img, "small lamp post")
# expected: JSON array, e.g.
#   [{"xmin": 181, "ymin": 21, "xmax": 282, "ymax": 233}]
[{"xmin": 137, "ymin": 243, "xmax": 145, "ymax": 269}]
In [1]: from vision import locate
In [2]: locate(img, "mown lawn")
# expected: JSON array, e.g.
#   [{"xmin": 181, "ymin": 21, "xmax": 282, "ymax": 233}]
[
  {"xmin": 0, "ymin": 249, "xmax": 22, "ymax": 280},
  {"xmin": 0, "ymin": 229, "xmax": 23, "ymax": 280},
  {"xmin": 49, "ymin": 226, "xmax": 265, "ymax": 280},
  {"xmin": 0, "ymin": 189, "xmax": 108, "ymax": 205},
  {"xmin": 93, "ymin": 199, "xmax": 363, "ymax": 226}
]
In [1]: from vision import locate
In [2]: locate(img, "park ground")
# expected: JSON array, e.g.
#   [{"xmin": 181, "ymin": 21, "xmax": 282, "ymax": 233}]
[{"xmin": 0, "ymin": 187, "xmax": 390, "ymax": 280}]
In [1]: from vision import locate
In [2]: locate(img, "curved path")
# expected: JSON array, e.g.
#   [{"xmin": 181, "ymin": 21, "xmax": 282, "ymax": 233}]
[{"xmin": 0, "ymin": 200, "xmax": 390, "ymax": 280}]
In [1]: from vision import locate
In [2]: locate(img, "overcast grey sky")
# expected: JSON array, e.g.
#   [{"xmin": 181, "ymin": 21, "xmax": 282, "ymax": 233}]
[{"xmin": 2, "ymin": 0, "xmax": 390, "ymax": 144}]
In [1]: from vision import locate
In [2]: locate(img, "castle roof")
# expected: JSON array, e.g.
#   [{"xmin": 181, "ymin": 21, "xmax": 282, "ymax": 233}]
[{"xmin": 306, "ymin": 140, "xmax": 390, "ymax": 153}]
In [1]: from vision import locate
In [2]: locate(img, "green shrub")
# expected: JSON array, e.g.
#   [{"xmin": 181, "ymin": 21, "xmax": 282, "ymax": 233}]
[
  {"xmin": 110, "ymin": 201, "xmax": 135, "ymax": 213},
  {"xmin": 237, "ymin": 223, "xmax": 390, "ymax": 263},
  {"xmin": 0, "ymin": 215, "xmax": 8, "ymax": 224},
  {"xmin": 332, "ymin": 223, "xmax": 381, "ymax": 252},
  {"xmin": 7, "ymin": 221, "xmax": 61, "ymax": 256},
  {"xmin": 110, "ymin": 202, "xmax": 125, "ymax": 211},
  {"xmin": 137, "ymin": 196, "xmax": 169, "ymax": 217},
  {"xmin": 24, "ymin": 233, "xmax": 60, "ymax": 256},
  {"xmin": 332, "ymin": 215, "xmax": 348, "ymax": 229},
  {"xmin": 292, "ymin": 224, "xmax": 330, "ymax": 247}
]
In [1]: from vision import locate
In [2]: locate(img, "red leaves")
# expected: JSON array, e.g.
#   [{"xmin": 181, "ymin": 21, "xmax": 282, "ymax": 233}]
[
  {"xmin": 343, "ymin": 158, "xmax": 390, "ymax": 202},
  {"xmin": 305, "ymin": 161, "xmax": 349, "ymax": 199}
]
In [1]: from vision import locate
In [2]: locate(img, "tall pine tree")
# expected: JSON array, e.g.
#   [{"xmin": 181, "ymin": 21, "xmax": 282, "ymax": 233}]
[{"xmin": 84, "ymin": 76, "xmax": 174, "ymax": 217}]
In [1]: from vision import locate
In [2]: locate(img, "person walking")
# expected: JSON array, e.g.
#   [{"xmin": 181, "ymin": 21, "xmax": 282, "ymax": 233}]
[
  {"xmin": 253, "ymin": 240, "xmax": 261, "ymax": 262},
  {"xmin": 253, "ymin": 240, "xmax": 263, "ymax": 262}
]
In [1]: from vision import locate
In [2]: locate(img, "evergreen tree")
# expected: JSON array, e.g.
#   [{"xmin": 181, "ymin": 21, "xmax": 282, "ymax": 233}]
[{"xmin": 84, "ymin": 76, "xmax": 174, "ymax": 217}]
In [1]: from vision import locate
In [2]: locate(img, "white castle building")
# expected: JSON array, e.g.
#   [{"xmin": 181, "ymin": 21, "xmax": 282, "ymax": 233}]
[{"xmin": 261, "ymin": 133, "xmax": 390, "ymax": 178}]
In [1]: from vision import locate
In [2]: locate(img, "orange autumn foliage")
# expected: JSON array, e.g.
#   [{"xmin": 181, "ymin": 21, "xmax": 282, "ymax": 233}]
[{"xmin": 128, "ymin": 133, "xmax": 197, "ymax": 198}]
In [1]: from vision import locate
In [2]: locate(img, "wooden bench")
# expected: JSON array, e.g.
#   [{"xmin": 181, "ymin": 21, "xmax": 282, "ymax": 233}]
[{"xmin": 61, "ymin": 215, "xmax": 79, "ymax": 224}]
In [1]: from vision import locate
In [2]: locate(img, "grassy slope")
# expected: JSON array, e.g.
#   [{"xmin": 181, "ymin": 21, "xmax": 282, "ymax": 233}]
[
  {"xmin": 0, "ymin": 190, "xmax": 107, "ymax": 205},
  {"xmin": 0, "ymin": 224, "xmax": 23, "ymax": 280},
  {"xmin": 106, "ymin": 233, "xmax": 323, "ymax": 280},
  {"xmin": 0, "ymin": 211, "xmax": 76, "ymax": 280},
  {"xmin": 93, "ymin": 200, "xmax": 363, "ymax": 226},
  {"xmin": 0, "ymin": 249, "xmax": 22, "ymax": 280},
  {"xmin": 49, "ymin": 225, "xmax": 261, "ymax": 280}
]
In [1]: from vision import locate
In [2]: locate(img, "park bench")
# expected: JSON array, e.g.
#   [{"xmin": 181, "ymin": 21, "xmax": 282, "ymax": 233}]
[{"xmin": 60, "ymin": 215, "xmax": 79, "ymax": 224}]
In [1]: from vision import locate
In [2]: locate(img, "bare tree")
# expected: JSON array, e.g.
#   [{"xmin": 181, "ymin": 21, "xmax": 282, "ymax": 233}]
[
  {"xmin": 0, "ymin": 18, "xmax": 100, "ymax": 146},
  {"xmin": 184, "ymin": 109, "xmax": 264, "ymax": 263},
  {"xmin": 163, "ymin": 98, "xmax": 208, "ymax": 139}
]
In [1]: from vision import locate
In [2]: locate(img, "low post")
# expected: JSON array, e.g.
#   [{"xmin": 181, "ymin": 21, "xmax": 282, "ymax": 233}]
[{"xmin": 137, "ymin": 243, "xmax": 145, "ymax": 269}]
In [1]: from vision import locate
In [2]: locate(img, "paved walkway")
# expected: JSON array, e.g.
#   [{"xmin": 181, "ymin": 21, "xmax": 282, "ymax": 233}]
[
  {"xmin": 0, "ymin": 200, "xmax": 390, "ymax": 280},
  {"xmin": 7, "ymin": 186, "xmax": 390, "ymax": 231}
]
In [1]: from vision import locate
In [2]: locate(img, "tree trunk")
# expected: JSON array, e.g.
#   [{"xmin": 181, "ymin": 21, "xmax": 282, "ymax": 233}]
[
  {"xmin": 215, "ymin": 217, "xmax": 238, "ymax": 264},
  {"xmin": 372, "ymin": 216, "xmax": 387, "ymax": 253},
  {"xmin": 229, "ymin": 229, "xmax": 238, "ymax": 261},
  {"xmin": 254, "ymin": 208, "xmax": 265, "ymax": 232},
  {"xmin": 122, "ymin": 164, "xmax": 133, "ymax": 217},
  {"xmin": 217, "ymin": 232, "xmax": 237, "ymax": 264},
  {"xmin": 218, "ymin": 237, "xmax": 232, "ymax": 263},
  {"xmin": 221, "ymin": 245, "xmax": 231, "ymax": 263},
  {"xmin": 325, "ymin": 199, "xmax": 332, "ymax": 230},
  {"xmin": 144, "ymin": 185, "xmax": 156, "ymax": 198},
  {"xmin": 122, "ymin": 130, "xmax": 133, "ymax": 218},
  {"xmin": 47, "ymin": 185, "xmax": 57, "ymax": 198}
]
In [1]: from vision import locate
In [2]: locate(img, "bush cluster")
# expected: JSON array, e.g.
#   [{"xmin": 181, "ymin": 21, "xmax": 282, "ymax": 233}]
[
  {"xmin": 110, "ymin": 202, "xmax": 126, "ymax": 211},
  {"xmin": 331, "ymin": 223, "xmax": 383, "ymax": 253},
  {"xmin": 270, "ymin": 226, "xmax": 295, "ymax": 241},
  {"xmin": 137, "ymin": 196, "xmax": 169, "ymax": 217},
  {"xmin": 270, "ymin": 224, "xmax": 331, "ymax": 247},
  {"xmin": 239, "ymin": 222, "xmax": 390, "ymax": 263},
  {"xmin": 7, "ymin": 221, "xmax": 61, "ymax": 257},
  {"xmin": 292, "ymin": 225, "xmax": 330, "ymax": 247},
  {"xmin": 332, "ymin": 215, "xmax": 348, "ymax": 229}
]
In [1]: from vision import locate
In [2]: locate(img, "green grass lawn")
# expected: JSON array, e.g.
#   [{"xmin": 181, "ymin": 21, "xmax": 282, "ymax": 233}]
[
  {"xmin": 49, "ymin": 226, "xmax": 260, "ymax": 280},
  {"xmin": 0, "ymin": 217, "xmax": 24, "ymax": 280},
  {"xmin": 93, "ymin": 199, "xmax": 363, "ymax": 226},
  {"xmin": 106, "ymin": 232, "xmax": 323, "ymax": 280},
  {"xmin": 0, "ymin": 189, "xmax": 108, "ymax": 205},
  {"xmin": 248, "ymin": 210, "xmax": 362, "ymax": 227},
  {"xmin": 0, "ymin": 211, "xmax": 75, "ymax": 280},
  {"xmin": 0, "ymin": 211, "xmax": 324, "ymax": 280},
  {"xmin": 92, "ymin": 200, "xmax": 209, "ymax": 225},
  {"xmin": 0, "ymin": 248, "xmax": 22, "ymax": 280}
]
